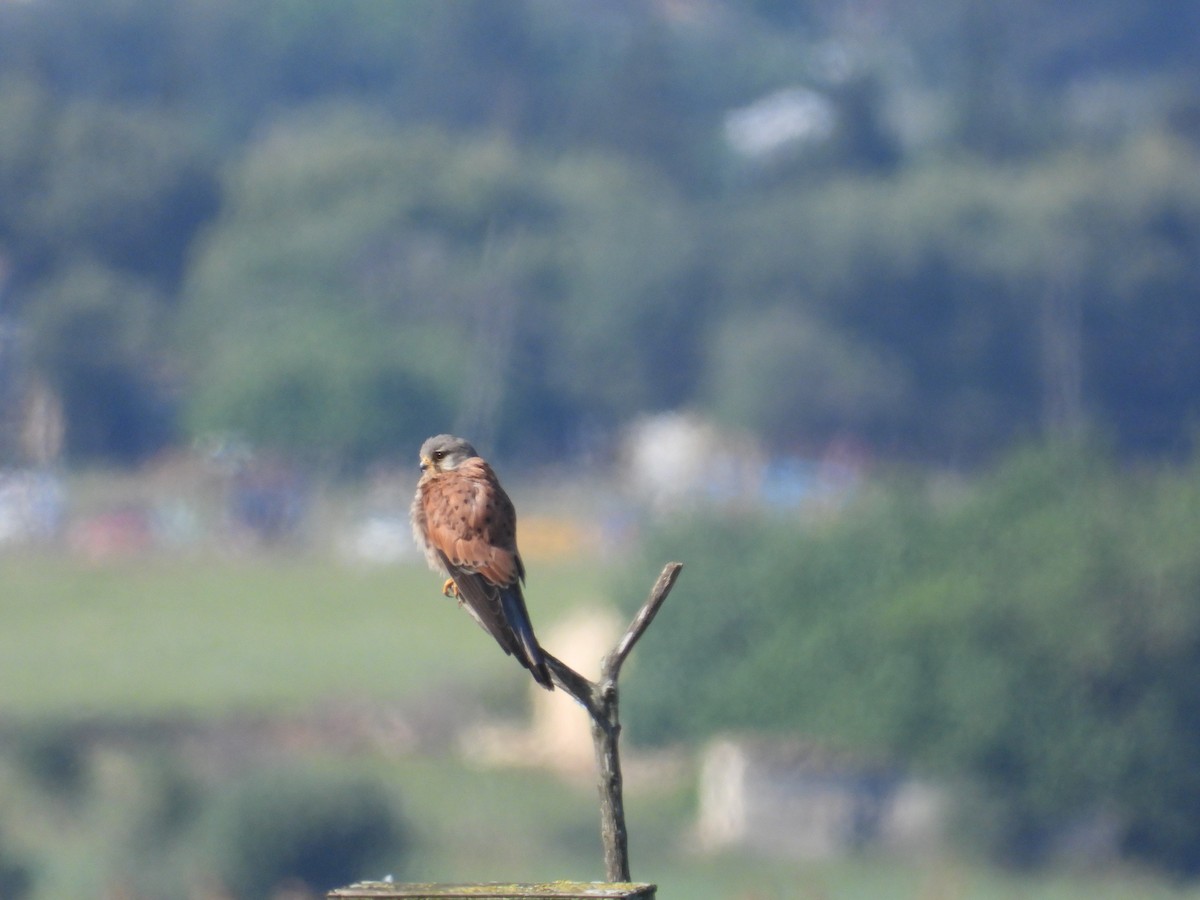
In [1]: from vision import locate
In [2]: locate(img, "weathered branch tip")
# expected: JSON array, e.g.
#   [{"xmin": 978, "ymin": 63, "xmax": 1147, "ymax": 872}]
[{"xmin": 606, "ymin": 562, "xmax": 682, "ymax": 681}]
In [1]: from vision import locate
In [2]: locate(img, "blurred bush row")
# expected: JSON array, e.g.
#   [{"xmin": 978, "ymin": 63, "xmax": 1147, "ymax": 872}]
[
  {"xmin": 623, "ymin": 440, "xmax": 1200, "ymax": 873},
  {"xmin": 1, "ymin": 726, "xmax": 407, "ymax": 898}
]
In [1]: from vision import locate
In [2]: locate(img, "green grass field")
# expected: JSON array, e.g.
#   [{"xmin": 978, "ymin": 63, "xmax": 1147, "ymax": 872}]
[{"xmin": 0, "ymin": 552, "xmax": 608, "ymax": 717}]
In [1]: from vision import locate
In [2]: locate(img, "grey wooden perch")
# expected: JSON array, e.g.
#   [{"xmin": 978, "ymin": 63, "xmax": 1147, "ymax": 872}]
[{"xmin": 328, "ymin": 882, "xmax": 655, "ymax": 899}]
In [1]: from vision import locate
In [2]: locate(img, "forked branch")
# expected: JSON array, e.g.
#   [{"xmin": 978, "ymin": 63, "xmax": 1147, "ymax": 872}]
[{"xmin": 542, "ymin": 562, "xmax": 683, "ymax": 882}]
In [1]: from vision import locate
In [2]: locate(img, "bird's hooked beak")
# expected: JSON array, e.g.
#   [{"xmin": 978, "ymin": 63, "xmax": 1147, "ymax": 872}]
[{"xmin": 419, "ymin": 455, "xmax": 433, "ymax": 473}]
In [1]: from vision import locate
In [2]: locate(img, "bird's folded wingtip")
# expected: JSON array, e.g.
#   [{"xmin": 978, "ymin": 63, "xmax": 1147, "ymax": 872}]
[{"xmin": 533, "ymin": 660, "xmax": 554, "ymax": 690}]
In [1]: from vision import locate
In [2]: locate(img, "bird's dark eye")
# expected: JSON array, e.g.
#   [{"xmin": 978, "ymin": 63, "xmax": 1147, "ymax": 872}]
[{"xmin": 432, "ymin": 450, "xmax": 446, "ymax": 461}]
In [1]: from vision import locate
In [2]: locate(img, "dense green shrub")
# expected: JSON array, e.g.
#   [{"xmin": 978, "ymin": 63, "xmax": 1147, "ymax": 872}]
[
  {"xmin": 196, "ymin": 765, "xmax": 408, "ymax": 898},
  {"xmin": 623, "ymin": 441, "xmax": 1200, "ymax": 872},
  {"xmin": 0, "ymin": 837, "xmax": 30, "ymax": 900},
  {"xmin": 10, "ymin": 723, "xmax": 90, "ymax": 803}
]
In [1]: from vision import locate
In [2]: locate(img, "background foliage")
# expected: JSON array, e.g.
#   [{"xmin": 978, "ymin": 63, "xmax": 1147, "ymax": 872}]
[
  {"xmin": 0, "ymin": 0, "xmax": 1198, "ymax": 464},
  {"xmin": 624, "ymin": 442, "xmax": 1200, "ymax": 871}
]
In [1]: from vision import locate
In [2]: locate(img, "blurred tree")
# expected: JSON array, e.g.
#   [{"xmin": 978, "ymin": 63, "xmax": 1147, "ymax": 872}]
[
  {"xmin": 713, "ymin": 135, "xmax": 1200, "ymax": 459},
  {"xmin": 0, "ymin": 86, "xmax": 213, "ymax": 464},
  {"xmin": 0, "ymin": 81, "xmax": 218, "ymax": 287},
  {"xmin": 1071, "ymin": 137, "xmax": 1200, "ymax": 454},
  {"xmin": 585, "ymin": 21, "xmax": 690, "ymax": 174},
  {"xmin": 538, "ymin": 153, "xmax": 700, "ymax": 435},
  {"xmin": 181, "ymin": 108, "xmax": 698, "ymax": 463},
  {"xmin": 705, "ymin": 305, "xmax": 907, "ymax": 447},
  {"xmin": 0, "ymin": 80, "xmax": 56, "ymax": 262},
  {"xmin": 186, "ymin": 309, "xmax": 451, "ymax": 468},
  {"xmin": 179, "ymin": 110, "xmax": 462, "ymax": 466},
  {"xmin": 26, "ymin": 261, "xmax": 173, "ymax": 462},
  {"xmin": 29, "ymin": 100, "xmax": 219, "ymax": 287}
]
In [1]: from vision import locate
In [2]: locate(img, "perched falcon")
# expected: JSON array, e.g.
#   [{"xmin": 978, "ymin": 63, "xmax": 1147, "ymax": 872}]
[{"xmin": 410, "ymin": 434, "xmax": 553, "ymax": 690}]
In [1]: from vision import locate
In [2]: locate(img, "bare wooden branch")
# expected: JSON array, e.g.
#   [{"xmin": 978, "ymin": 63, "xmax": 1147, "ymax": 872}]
[
  {"xmin": 591, "ymin": 710, "xmax": 629, "ymax": 882},
  {"xmin": 543, "ymin": 652, "xmax": 603, "ymax": 722},
  {"xmin": 605, "ymin": 562, "xmax": 682, "ymax": 683},
  {"xmin": 537, "ymin": 562, "xmax": 683, "ymax": 883}
]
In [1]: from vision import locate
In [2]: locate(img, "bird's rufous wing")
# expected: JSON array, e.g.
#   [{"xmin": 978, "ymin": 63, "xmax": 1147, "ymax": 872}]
[{"xmin": 419, "ymin": 459, "xmax": 551, "ymax": 689}]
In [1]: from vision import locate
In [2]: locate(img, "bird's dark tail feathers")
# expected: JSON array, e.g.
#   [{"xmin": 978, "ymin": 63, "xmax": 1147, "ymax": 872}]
[{"xmin": 500, "ymin": 587, "xmax": 554, "ymax": 690}]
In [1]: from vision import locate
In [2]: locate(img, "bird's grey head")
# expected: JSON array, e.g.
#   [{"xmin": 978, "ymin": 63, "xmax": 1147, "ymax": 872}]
[{"xmin": 419, "ymin": 434, "xmax": 479, "ymax": 473}]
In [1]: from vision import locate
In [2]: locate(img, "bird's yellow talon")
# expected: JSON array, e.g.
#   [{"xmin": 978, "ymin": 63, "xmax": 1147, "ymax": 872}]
[{"xmin": 441, "ymin": 578, "xmax": 459, "ymax": 598}]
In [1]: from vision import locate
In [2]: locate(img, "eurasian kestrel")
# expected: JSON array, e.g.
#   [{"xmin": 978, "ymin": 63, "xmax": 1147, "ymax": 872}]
[{"xmin": 410, "ymin": 434, "xmax": 553, "ymax": 690}]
